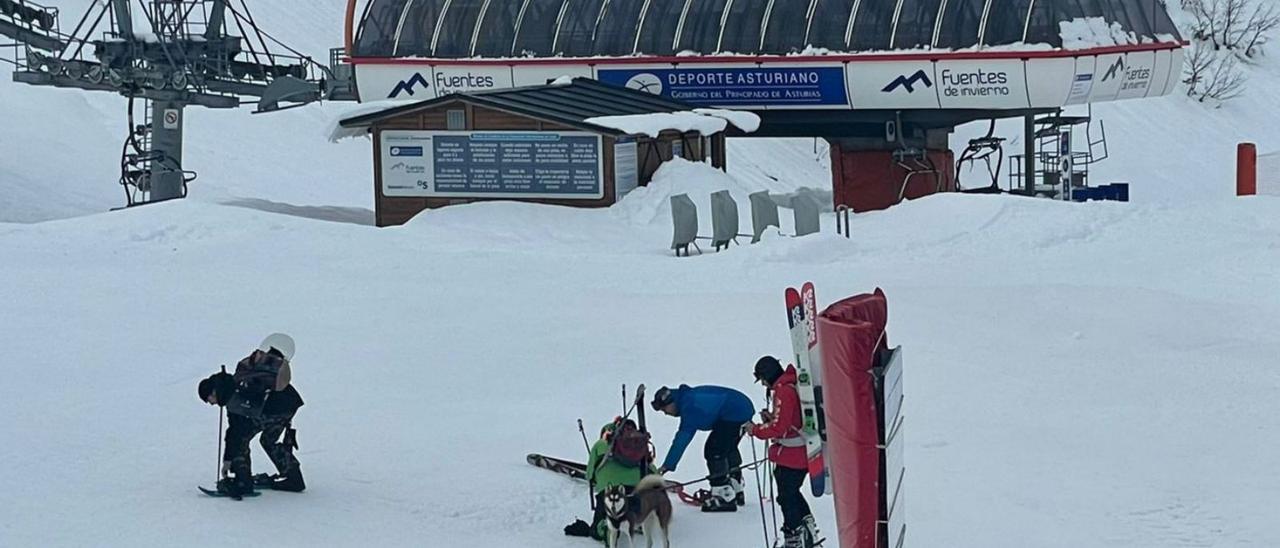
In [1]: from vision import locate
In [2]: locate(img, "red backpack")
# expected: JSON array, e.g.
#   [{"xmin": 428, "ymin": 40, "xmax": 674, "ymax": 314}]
[{"xmin": 608, "ymin": 419, "xmax": 652, "ymax": 468}]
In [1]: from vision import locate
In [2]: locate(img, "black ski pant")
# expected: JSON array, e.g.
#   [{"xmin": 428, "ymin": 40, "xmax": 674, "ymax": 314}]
[
  {"xmin": 704, "ymin": 421, "xmax": 744, "ymax": 488},
  {"xmin": 774, "ymin": 465, "xmax": 812, "ymax": 531},
  {"xmin": 224, "ymin": 412, "xmax": 300, "ymax": 479}
]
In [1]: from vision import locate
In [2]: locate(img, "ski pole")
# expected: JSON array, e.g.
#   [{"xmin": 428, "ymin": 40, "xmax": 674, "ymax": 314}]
[
  {"xmin": 622, "ymin": 384, "xmax": 627, "ymax": 416},
  {"xmin": 760, "ymin": 395, "xmax": 779, "ymax": 537},
  {"xmin": 217, "ymin": 406, "xmax": 224, "ymax": 483},
  {"xmin": 664, "ymin": 457, "xmax": 771, "ymax": 491},
  {"xmin": 577, "ymin": 419, "xmax": 595, "ymax": 510},
  {"xmin": 750, "ymin": 438, "xmax": 771, "ymax": 548},
  {"xmin": 767, "ymin": 459, "xmax": 779, "ymax": 539},
  {"xmin": 577, "ymin": 419, "xmax": 591, "ymax": 453},
  {"xmin": 216, "ymin": 364, "xmax": 226, "ymax": 483}
]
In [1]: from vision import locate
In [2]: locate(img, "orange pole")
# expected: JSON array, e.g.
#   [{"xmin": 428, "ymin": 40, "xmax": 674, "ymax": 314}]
[
  {"xmin": 344, "ymin": 0, "xmax": 358, "ymax": 56},
  {"xmin": 1237, "ymin": 142, "xmax": 1257, "ymax": 196}
]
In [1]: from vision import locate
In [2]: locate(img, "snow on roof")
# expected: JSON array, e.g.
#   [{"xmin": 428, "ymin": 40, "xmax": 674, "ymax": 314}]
[
  {"xmin": 1059, "ymin": 17, "xmax": 1139, "ymax": 50},
  {"xmin": 585, "ymin": 110, "xmax": 760, "ymax": 138},
  {"xmin": 326, "ymin": 100, "xmax": 401, "ymax": 143},
  {"xmin": 693, "ymin": 109, "xmax": 761, "ymax": 134}
]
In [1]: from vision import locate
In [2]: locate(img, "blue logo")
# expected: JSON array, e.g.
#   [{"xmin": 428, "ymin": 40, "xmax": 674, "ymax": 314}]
[
  {"xmin": 389, "ymin": 146, "xmax": 424, "ymax": 157},
  {"xmin": 389, "ymin": 73, "xmax": 430, "ymax": 99},
  {"xmin": 882, "ymin": 70, "xmax": 933, "ymax": 94}
]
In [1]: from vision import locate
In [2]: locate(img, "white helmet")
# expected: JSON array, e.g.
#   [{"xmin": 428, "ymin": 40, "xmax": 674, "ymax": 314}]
[{"xmin": 258, "ymin": 333, "xmax": 295, "ymax": 361}]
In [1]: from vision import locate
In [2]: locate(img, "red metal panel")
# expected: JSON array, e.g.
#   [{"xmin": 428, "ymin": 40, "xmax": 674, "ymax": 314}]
[
  {"xmin": 1238, "ymin": 142, "xmax": 1257, "ymax": 196},
  {"xmin": 817, "ymin": 289, "xmax": 889, "ymax": 548},
  {"xmin": 831, "ymin": 148, "xmax": 956, "ymax": 213}
]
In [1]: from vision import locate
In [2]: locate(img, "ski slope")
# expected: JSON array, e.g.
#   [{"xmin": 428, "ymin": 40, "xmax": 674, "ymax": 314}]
[{"xmin": 2, "ymin": 158, "xmax": 1279, "ymax": 546}]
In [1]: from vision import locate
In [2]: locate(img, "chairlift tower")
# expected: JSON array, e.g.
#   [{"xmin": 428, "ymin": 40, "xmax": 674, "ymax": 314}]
[{"xmin": 1, "ymin": 0, "xmax": 357, "ymax": 207}]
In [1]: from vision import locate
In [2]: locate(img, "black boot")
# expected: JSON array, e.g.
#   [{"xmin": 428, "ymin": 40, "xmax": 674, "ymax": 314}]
[
  {"xmin": 563, "ymin": 519, "xmax": 592, "ymax": 537},
  {"xmin": 700, "ymin": 486, "xmax": 738, "ymax": 513},
  {"xmin": 216, "ymin": 474, "xmax": 255, "ymax": 500},
  {"xmin": 270, "ymin": 467, "xmax": 306, "ymax": 492}
]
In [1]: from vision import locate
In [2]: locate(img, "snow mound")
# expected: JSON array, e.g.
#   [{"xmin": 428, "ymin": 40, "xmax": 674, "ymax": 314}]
[{"xmin": 611, "ymin": 158, "xmax": 768, "ymax": 228}]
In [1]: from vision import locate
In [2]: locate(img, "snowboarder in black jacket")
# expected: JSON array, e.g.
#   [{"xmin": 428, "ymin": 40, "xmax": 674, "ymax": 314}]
[{"xmin": 198, "ymin": 334, "xmax": 306, "ymax": 497}]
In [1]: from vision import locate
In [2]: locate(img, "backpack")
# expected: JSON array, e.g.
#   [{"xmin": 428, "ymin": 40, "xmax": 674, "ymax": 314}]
[
  {"xmin": 608, "ymin": 419, "xmax": 652, "ymax": 468},
  {"xmin": 233, "ymin": 350, "xmax": 287, "ymax": 398}
]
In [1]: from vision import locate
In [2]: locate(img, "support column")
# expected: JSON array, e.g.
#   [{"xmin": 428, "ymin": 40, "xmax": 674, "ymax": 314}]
[
  {"xmin": 1024, "ymin": 114, "xmax": 1036, "ymax": 195},
  {"xmin": 148, "ymin": 101, "xmax": 186, "ymax": 201},
  {"xmin": 111, "ymin": 0, "xmax": 134, "ymax": 38}
]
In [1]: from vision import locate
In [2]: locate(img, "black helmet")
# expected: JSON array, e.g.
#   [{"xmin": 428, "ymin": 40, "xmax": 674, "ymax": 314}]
[
  {"xmin": 754, "ymin": 356, "xmax": 784, "ymax": 386},
  {"xmin": 197, "ymin": 371, "xmax": 235, "ymax": 405},
  {"xmin": 651, "ymin": 386, "xmax": 676, "ymax": 411}
]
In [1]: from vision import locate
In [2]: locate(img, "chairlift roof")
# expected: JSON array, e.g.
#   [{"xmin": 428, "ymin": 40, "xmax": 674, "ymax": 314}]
[{"xmin": 353, "ymin": 0, "xmax": 1181, "ymax": 59}]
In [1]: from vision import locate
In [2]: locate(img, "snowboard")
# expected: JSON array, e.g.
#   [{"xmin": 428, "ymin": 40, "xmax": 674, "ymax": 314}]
[
  {"xmin": 197, "ymin": 485, "xmax": 262, "ymax": 499},
  {"xmin": 526, "ymin": 453, "xmax": 704, "ymax": 506},
  {"xmin": 786, "ymin": 286, "xmax": 827, "ymax": 497}
]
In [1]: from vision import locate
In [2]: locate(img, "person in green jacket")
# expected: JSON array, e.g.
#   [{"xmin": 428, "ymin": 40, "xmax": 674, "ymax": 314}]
[{"xmin": 566, "ymin": 418, "xmax": 656, "ymax": 542}]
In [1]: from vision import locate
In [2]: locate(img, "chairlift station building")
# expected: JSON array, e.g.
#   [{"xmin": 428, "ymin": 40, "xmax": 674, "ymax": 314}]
[
  {"xmin": 341, "ymin": 0, "xmax": 1183, "ymax": 222},
  {"xmin": 339, "ymin": 79, "xmax": 739, "ymax": 226}
]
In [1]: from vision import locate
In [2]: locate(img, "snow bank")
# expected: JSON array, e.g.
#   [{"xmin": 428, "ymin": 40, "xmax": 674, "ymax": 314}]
[{"xmin": 610, "ymin": 158, "xmax": 773, "ymax": 229}]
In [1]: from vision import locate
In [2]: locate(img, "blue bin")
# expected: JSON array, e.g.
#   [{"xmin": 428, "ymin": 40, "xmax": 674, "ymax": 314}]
[
  {"xmin": 1111, "ymin": 183, "xmax": 1130, "ymax": 202},
  {"xmin": 1071, "ymin": 187, "xmax": 1099, "ymax": 202}
]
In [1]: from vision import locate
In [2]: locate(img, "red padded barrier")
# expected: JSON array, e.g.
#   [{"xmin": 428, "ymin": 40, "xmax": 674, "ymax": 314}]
[{"xmin": 817, "ymin": 289, "xmax": 889, "ymax": 548}]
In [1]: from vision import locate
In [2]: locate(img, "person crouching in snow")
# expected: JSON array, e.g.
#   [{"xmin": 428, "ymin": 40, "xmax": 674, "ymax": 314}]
[
  {"xmin": 564, "ymin": 418, "xmax": 656, "ymax": 541},
  {"xmin": 748, "ymin": 356, "xmax": 820, "ymax": 547},
  {"xmin": 198, "ymin": 333, "xmax": 306, "ymax": 498},
  {"xmin": 651, "ymin": 384, "xmax": 754, "ymax": 512}
]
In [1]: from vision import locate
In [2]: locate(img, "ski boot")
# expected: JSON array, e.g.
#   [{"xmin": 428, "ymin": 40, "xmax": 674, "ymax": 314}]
[
  {"xmin": 215, "ymin": 474, "xmax": 255, "ymax": 500},
  {"xmin": 269, "ymin": 468, "xmax": 306, "ymax": 492},
  {"xmin": 801, "ymin": 515, "xmax": 825, "ymax": 547},
  {"xmin": 700, "ymin": 485, "xmax": 738, "ymax": 513},
  {"xmin": 781, "ymin": 526, "xmax": 804, "ymax": 548},
  {"xmin": 731, "ymin": 478, "xmax": 746, "ymax": 507}
]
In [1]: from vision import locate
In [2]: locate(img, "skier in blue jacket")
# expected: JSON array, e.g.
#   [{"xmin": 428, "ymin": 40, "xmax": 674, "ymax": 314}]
[{"xmin": 651, "ymin": 384, "xmax": 754, "ymax": 512}]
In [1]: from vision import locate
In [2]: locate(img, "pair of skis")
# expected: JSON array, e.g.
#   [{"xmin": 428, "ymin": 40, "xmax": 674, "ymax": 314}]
[
  {"xmin": 526, "ymin": 454, "xmax": 706, "ymax": 506},
  {"xmin": 785, "ymin": 282, "xmax": 830, "ymax": 497}
]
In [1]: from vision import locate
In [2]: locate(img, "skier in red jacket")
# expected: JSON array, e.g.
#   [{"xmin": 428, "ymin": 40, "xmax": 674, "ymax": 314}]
[{"xmin": 748, "ymin": 355, "xmax": 820, "ymax": 548}]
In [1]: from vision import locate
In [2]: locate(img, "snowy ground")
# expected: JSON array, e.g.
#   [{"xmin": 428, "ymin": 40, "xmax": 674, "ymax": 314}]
[
  {"xmin": 2, "ymin": 159, "xmax": 1279, "ymax": 546},
  {"xmin": 4, "ymin": 3, "xmax": 1280, "ymax": 547}
]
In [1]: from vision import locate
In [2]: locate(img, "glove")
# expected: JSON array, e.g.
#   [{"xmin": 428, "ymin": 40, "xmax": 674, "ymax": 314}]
[
  {"xmin": 759, "ymin": 409, "xmax": 774, "ymax": 423},
  {"xmin": 740, "ymin": 422, "xmax": 755, "ymax": 437},
  {"xmin": 220, "ymin": 461, "xmax": 232, "ymax": 478}
]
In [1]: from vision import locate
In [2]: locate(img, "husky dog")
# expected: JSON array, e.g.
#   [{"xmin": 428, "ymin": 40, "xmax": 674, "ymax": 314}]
[{"xmin": 601, "ymin": 475, "xmax": 673, "ymax": 548}]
